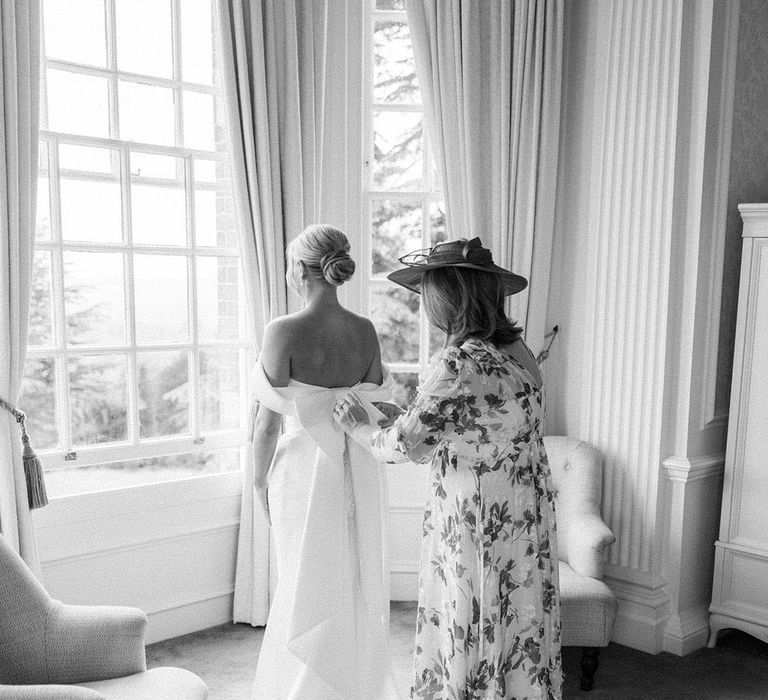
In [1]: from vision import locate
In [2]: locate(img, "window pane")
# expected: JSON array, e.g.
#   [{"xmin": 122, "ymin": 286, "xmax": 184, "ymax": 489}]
[
  {"xmin": 373, "ymin": 112, "xmax": 423, "ymax": 190},
  {"xmin": 429, "ymin": 201, "xmax": 446, "ymax": 246},
  {"xmin": 183, "ymin": 91, "xmax": 216, "ymax": 151},
  {"xmin": 370, "ymin": 284, "xmax": 420, "ymax": 363},
  {"xmin": 131, "ymin": 184, "xmax": 187, "ymax": 246},
  {"xmin": 130, "ymin": 152, "xmax": 180, "ymax": 180},
  {"xmin": 200, "ymin": 348, "xmax": 241, "ymax": 431},
  {"xmin": 63, "ymin": 251, "xmax": 126, "ymax": 345},
  {"xmin": 29, "ymin": 251, "xmax": 54, "ymax": 347},
  {"xmin": 19, "ymin": 358, "xmax": 58, "ymax": 450},
  {"xmin": 44, "ymin": 448, "xmax": 241, "ymax": 497},
  {"xmin": 374, "ymin": 20, "xmax": 420, "ymax": 105},
  {"xmin": 115, "ymin": 0, "xmax": 173, "ymax": 78},
  {"xmin": 194, "ymin": 189, "xmax": 217, "ymax": 246},
  {"xmin": 134, "ymin": 255, "xmax": 189, "ymax": 343},
  {"xmin": 137, "ymin": 350, "xmax": 189, "ymax": 438},
  {"xmin": 43, "ymin": 0, "xmax": 107, "ymax": 67},
  {"xmin": 36, "ymin": 176, "xmax": 51, "ymax": 241},
  {"xmin": 181, "ymin": 0, "xmax": 214, "ymax": 84},
  {"xmin": 197, "ymin": 257, "xmax": 240, "ymax": 340},
  {"xmin": 390, "ymin": 371, "xmax": 418, "ymax": 409},
  {"xmin": 47, "ymin": 69, "xmax": 110, "ymax": 138},
  {"xmin": 60, "ymin": 179, "xmax": 122, "ymax": 243},
  {"xmin": 59, "ymin": 144, "xmax": 115, "ymax": 174},
  {"xmin": 69, "ymin": 354, "xmax": 129, "ymax": 445},
  {"xmin": 371, "ymin": 199, "xmax": 422, "ymax": 277},
  {"xmin": 119, "ymin": 81, "xmax": 175, "ymax": 146},
  {"xmin": 194, "ymin": 159, "xmax": 217, "ymax": 184}
]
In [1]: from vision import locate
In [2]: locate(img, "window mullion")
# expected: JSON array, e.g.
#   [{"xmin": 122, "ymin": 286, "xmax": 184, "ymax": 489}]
[
  {"xmin": 49, "ymin": 137, "xmax": 72, "ymax": 452},
  {"xmin": 105, "ymin": 0, "xmax": 119, "ymax": 141},
  {"xmin": 172, "ymin": 0, "xmax": 184, "ymax": 150},
  {"xmin": 185, "ymin": 156, "xmax": 200, "ymax": 439},
  {"xmin": 120, "ymin": 146, "xmax": 139, "ymax": 446},
  {"xmin": 420, "ymin": 194, "xmax": 430, "ymax": 367},
  {"xmin": 39, "ymin": 130, "xmax": 218, "ymax": 160}
]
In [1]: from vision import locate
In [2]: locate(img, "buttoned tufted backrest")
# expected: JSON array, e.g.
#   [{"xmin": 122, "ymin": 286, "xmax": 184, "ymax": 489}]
[{"xmin": 543, "ymin": 435, "xmax": 613, "ymax": 579}]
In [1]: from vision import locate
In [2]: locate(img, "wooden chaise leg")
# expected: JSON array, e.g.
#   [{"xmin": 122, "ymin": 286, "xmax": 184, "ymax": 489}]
[{"xmin": 580, "ymin": 646, "xmax": 600, "ymax": 691}]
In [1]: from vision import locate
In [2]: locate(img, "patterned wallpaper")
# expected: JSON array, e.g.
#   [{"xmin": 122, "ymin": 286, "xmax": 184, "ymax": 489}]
[{"xmin": 717, "ymin": 0, "xmax": 768, "ymax": 414}]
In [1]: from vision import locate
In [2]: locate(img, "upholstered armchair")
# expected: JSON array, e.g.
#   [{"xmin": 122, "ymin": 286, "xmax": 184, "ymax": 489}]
[
  {"xmin": 0, "ymin": 534, "xmax": 207, "ymax": 699},
  {"xmin": 544, "ymin": 435, "xmax": 619, "ymax": 691}
]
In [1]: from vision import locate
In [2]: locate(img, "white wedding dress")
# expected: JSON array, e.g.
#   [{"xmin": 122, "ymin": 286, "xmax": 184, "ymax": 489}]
[{"xmin": 250, "ymin": 361, "xmax": 401, "ymax": 699}]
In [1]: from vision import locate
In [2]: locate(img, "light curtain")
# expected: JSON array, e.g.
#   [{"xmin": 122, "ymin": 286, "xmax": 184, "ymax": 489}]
[
  {"xmin": 215, "ymin": 0, "xmax": 329, "ymax": 625},
  {"xmin": 0, "ymin": 0, "xmax": 42, "ymax": 572},
  {"xmin": 405, "ymin": 0, "xmax": 564, "ymax": 351}
]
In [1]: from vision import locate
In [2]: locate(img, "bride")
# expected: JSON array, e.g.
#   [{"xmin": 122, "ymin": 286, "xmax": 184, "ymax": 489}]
[{"xmin": 250, "ymin": 225, "xmax": 401, "ymax": 699}]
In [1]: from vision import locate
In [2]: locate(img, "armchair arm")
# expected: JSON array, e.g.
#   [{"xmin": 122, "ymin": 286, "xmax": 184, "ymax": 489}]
[
  {"xmin": 43, "ymin": 603, "xmax": 147, "ymax": 685},
  {"xmin": 0, "ymin": 686, "xmax": 104, "ymax": 699},
  {"xmin": 563, "ymin": 512, "xmax": 615, "ymax": 580}
]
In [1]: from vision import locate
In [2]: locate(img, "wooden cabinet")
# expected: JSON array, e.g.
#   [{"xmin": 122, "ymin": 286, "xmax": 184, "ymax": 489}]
[{"xmin": 709, "ymin": 204, "xmax": 768, "ymax": 647}]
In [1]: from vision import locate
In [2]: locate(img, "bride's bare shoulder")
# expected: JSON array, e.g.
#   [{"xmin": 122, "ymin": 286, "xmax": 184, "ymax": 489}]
[
  {"xmin": 340, "ymin": 308, "xmax": 376, "ymax": 335},
  {"xmin": 260, "ymin": 316, "xmax": 302, "ymax": 386},
  {"xmin": 264, "ymin": 311, "xmax": 309, "ymax": 335}
]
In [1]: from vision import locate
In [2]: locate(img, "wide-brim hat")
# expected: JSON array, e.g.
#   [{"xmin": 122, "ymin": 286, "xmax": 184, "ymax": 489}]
[{"xmin": 387, "ymin": 237, "xmax": 528, "ymax": 296}]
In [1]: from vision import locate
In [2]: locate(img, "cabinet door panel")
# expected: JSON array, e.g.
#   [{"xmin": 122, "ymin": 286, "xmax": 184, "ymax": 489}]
[{"xmin": 733, "ymin": 242, "xmax": 768, "ymax": 545}]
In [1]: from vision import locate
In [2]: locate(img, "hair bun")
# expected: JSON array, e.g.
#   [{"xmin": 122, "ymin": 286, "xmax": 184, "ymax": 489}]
[{"xmin": 321, "ymin": 249, "xmax": 355, "ymax": 286}]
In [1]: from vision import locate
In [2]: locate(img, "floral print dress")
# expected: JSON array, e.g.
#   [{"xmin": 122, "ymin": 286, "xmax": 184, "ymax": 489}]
[{"xmin": 368, "ymin": 338, "xmax": 562, "ymax": 699}]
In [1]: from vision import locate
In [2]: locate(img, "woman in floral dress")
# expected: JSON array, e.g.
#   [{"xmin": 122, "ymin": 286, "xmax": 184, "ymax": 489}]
[{"xmin": 335, "ymin": 238, "xmax": 562, "ymax": 699}]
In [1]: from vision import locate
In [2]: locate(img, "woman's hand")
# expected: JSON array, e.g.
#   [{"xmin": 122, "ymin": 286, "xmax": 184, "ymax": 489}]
[
  {"xmin": 255, "ymin": 482, "xmax": 271, "ymax": 527},
  {"xmin": 333, "ymin": 392, "xmax": 370, "ymax": 433},
  {"xmin": 373, "ymin": 401, "xmax": 405, "ymax": 428}
]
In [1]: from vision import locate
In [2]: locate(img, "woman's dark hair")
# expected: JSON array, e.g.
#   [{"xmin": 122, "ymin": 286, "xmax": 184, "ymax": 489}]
[{"xmin": 421, "ymin": 267, "xmax": 523, "ymax": 347}]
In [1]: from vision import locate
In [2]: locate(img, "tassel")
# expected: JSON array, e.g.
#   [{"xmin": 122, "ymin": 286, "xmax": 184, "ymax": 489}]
[
  {"xmin": 20, "ymin": 419, "xmax": 48, "ymax": 509},
  {"xmin": 0, "ymin": 397, "xmax": 49, "ymax": 510}
]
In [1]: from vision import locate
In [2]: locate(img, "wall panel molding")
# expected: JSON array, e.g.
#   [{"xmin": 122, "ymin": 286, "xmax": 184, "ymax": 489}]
[
  {"xmin": 662, "ymin": 453, "xmax": 725, "ymax": 483},
  {"xmin": 580, "ymin": 0, "xmax": 684, "ymax": 576},
  {"xmin": 699, "ymin": 0, "xmax": 741, "ymax": 430},
  {"xmin": 40, "ymin": 521, "xmax": 240, "ymax": 566}
]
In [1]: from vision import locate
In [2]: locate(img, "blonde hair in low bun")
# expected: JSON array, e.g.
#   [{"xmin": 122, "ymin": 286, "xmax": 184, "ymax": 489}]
[{"xmin": 287, "ymin": 224, "xmax": 356, "ymax": 289}]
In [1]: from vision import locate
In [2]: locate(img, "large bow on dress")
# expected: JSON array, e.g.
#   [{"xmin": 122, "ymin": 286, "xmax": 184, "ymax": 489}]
[{"xmin": 249, "ymin": 361, "xmax": 394, "ymax": 697}]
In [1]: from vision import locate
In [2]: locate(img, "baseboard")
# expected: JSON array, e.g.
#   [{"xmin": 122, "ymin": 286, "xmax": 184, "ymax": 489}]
[
  {"xmin": 604, "ymin": 570, "xmax": 671, "ymax": 653},
  {"xmin": 663, "ymin": 607, "xmax": 711, "ymax": 655},
  {"xmin": 146, "ymin": 589, "xmax": 235, "ymax": 644}
]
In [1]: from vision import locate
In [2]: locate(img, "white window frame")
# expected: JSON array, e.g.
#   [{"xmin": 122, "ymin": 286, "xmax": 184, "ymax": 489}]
[
  {"xmin": 362, "ymin": 0, "xmax": 444, "ymax": 382},
  {"xmin": 31, "ymin": 0, "xmax": 251, "ymax": 476}
]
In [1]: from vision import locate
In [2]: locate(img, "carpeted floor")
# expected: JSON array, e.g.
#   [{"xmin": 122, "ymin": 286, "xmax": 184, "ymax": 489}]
[{"xmin": 147, "ymin": 601, "xmax": 768, "ymax": 699}]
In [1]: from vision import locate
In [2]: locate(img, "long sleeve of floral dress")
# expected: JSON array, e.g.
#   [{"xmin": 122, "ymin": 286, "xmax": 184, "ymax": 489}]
[
  {"xmin": 360, "ymin": 346, "xmax": 472, "ymax": 466},
  {"xmin": 354, "ymin": 339, "xmax": 562, "ymax": 700}
]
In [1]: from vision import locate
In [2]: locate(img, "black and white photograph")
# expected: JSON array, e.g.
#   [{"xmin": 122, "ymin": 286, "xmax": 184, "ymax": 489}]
[{"xmin": 1, "ymin": 0, "xmax": 767, "ymax": 698}]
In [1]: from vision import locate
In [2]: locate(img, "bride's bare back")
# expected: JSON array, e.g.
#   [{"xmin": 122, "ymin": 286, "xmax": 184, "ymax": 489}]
[{"xmin": 260, "ymin": 306, "xmax": 383, "ymax": 389}]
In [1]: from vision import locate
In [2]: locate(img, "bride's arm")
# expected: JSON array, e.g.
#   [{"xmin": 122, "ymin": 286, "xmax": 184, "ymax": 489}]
[
  {"xmin": 250, "ymin": 401, "xmax": 282, "ymax": 526},
  {"xmin": 251, "ymin": 403, "xmax": 282, "ymax": 488},
  {"xmin": 251, "ymin": 319, "xmax": 290, "ymax": 522}
]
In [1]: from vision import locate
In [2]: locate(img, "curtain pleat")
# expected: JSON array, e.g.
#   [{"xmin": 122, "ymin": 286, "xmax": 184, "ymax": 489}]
[
  {"xmin": 215, "ymin": 0, "xmax": 328, "ymax": 626},
  {"xmin": 0, "ymin": 0, "xmax": 42, "ymax": 572},
  {"xmin": 405, "ymin": 0, "xmax": 563, "ymax": 351}
]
